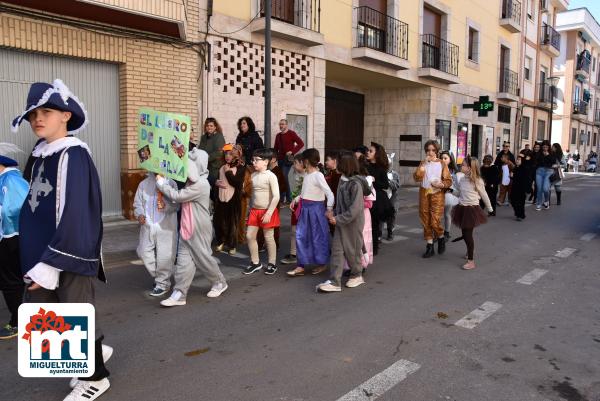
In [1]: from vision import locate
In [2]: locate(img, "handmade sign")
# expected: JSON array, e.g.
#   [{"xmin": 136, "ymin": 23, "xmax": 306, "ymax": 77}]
[{"xmin": 137, "ymin": 108, "xmax": 190, "ymax": 182}]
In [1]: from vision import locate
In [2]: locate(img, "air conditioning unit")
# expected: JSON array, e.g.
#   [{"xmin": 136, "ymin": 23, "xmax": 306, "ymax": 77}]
[{"xmin": 540, "ymin": 0, "xmax": 548, "ymax": 12}]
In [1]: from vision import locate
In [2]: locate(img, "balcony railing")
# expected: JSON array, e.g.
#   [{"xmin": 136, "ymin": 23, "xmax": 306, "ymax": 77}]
[
  {"xmin": 355, "ymin": 6, "xmax": 408, "ymax": 59},
  {"xmin": 538, "ymin": 82, "xmax": 555, "ymax": 105},
  {"xmin": 499, "ymin": 68, "xmax": 519, "ymax": 96},
  {"xmin": 260, "ymin": 0, "xmax": 320, "ymax": 32},
  {"xmin": 501, "ymin": 0, "xmax": 521, "ymax": 26},
  {"xmin": 541, "ymin": 23, "xmax": 560, "ymax": 52},
  {"xmin": 573, "ymin": 100, "xmax": 588, "ymax": 115},
  {"xmin": 576, "ymin": 52, "xmax": 591, "ymax": 74},
  {"xmin": 421, "ymin": 34, "xmax": 459, "ymax": 76}
]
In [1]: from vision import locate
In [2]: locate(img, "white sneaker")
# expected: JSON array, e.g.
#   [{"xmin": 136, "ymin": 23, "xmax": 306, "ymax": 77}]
[
  {"xmin": 346, "ymin": 276, "xmax": 365, "ymax": 288},
  {"xmin": 63, "ymin": 378, "xmax": 110, "ymax": 401},
  {"xmin": 207, "ymin": 282, "xmax": 228, "ymax": 298},
  {"xmin": 160, "ymin": 290, "xmax": 186, "ymax": 307},
  {"xmin": 316, "ymin": 280, "xmax": 342, "ymax": 293},
  {"xmin": 69, "ymin": 345, "xmax": 113, "ymax": 388}
]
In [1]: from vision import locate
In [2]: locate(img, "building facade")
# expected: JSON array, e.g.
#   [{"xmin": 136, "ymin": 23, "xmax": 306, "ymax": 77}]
[{"xmin": 553, "ymin": 7, "xmax": 600, "ymax": 157}]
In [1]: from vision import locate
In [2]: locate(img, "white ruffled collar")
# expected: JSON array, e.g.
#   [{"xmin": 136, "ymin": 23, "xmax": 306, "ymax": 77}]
[{"xmin": 32, "ymin": 137, "xmax": 91, "ymax": 158}]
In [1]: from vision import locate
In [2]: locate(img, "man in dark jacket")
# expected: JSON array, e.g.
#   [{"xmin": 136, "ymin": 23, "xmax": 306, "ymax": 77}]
[{"xmin": 494, "ymin": 141, "xmax": 516, "ymax": 166}]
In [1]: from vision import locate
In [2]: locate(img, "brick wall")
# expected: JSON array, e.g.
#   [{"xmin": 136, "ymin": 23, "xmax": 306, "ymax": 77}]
[{"xmin": 0, "ymin": 1, "xmax": 202, "ymax": 219}]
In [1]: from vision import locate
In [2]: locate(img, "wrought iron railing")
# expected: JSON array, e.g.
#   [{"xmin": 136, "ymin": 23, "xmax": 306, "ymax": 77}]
[
  {"xmin": 501, "ymin": 0, "xmax": 521, "ymax": 25},
  {"xmin": 538, "ymin": 82, "xmax": 555, "ymax": 105},
  {"xmin": 354, "ymin": 6, "xmax": 408, "ymax": 60},
  {"xmin": 573, "ymin": 100, "xmax": 588, "ymax": 115},
  {"xmin": 576, "ymin": 52, "xmax": 591, "ymax": 74},
  {"xmin": 541, "ymin": 23, "xmax": 560, "ymax": 52},
  {"xmin": 499, "ymin": 68, "xmax": 519, "ymax": 96},
  {"xmin": 260, "ymin": 0, "xmax": 321, "ymax": 32},
  {"xmin": 421, "ymin": 34, "xmax": 459, "ymax": 76}
]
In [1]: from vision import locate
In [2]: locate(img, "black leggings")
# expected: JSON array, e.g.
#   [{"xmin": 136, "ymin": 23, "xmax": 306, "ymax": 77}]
[{"xmin": 462, "ymin": 228, "xmax": 474, "ymax": 260}]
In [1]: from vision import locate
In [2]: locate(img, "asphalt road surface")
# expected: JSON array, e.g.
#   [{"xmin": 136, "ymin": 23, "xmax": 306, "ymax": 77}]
[{"xmin": 1, "ymin": 174, "xmax": 599, "ymax": 401}]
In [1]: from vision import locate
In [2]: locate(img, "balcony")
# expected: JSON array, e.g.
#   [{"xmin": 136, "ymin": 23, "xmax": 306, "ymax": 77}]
[
  {"xmin": 498, "ymin": 68, "xmax": 519, "ymax": 102},
  {"xmin": 250, "ymin": 0, "xmax": 324, "ymax": 46},
  {"xmin": 351, "ymin": 7, "xmax": 410, "ymax": 70},
  {"xmin": 418, "ymin": 34, "xmax": 460, "ymax": 84},
  {"xmin": 540, "ymin": 23, "xmax": 561, "ymax": 57},
  {"xmin": 500, "ymin": 0, "xmax": 522, "ymax": 33},
  {"xmin": 573, "ymin": 100, "xmax": 588, "ymax": 119},
  {"xmin": 575, "ymin": 52, "xmax": 591, "ymax": 80},
  {"xmin": 538, "ymin": 83, "xmax": 555, "ymax": 109},
  {"xmin": 1, "ymin": 0, "xmax": 186, "ymax": 38}
]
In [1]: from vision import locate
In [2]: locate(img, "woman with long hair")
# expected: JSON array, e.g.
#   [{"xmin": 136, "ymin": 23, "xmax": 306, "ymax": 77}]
[
  {"xmin": 413, "ymin": 140, "xmax": 452, "ymax": 258},
  {"xmin": 439, "ymin": 151, "xmax": 462, "ymax": 239},
  {"xmin": 550, "ymin": 143, "xmax": 565, "ymax": 205},
  {"xmin": 451, "ymin": 156, "xmax": 493, "ymax": 270},
  {"xmin": 534, "ymin": 140, "xmax": 559, "ymax": 211},
  {"xmin": 199, "ymin": 117, "xmax": 226, "ymax": 186},
  {"xmin": 366, "ymin": 142, "xmax": 392, "ymax": 255},
  {"xmin": 235, "ymin": 116, "xmax": 264, "ymax": 165}
]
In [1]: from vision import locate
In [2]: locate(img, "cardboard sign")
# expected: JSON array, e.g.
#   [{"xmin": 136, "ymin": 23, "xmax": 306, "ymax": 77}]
[{"xmin": 137, "ymin": 108, "xmax": 190, "ymax": 182}]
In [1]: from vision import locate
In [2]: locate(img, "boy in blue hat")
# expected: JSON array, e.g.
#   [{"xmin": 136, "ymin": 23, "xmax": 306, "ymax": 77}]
[
  {"xmin": 0, "ymin": 146, "xmax": 29, "ymax": 340},
  {"xmin": 12, "ymin": 79, "xmax": 112, "ymax": 401}
]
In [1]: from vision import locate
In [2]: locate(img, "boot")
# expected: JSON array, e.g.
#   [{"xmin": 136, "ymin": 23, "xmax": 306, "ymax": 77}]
[
  {"xmin": 437, "ymin": 237, "xmax": 446, "ymax": 255},
  {"xmin": 422, "ymin": 243, "xmax": 435, "ymax": 258},
  {"xmin": 444, "ymin": 231, "xmax": 450, "ymax": 239},
  {"xmin": 556, "ymin": 192, "xmax": 562, "ymax": 205}
]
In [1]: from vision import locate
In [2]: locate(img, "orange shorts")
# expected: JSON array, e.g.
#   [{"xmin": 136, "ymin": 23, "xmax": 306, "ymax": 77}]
[{"xmin": 247, "ymin": 208, "xmax": 281, "ymax": 229}]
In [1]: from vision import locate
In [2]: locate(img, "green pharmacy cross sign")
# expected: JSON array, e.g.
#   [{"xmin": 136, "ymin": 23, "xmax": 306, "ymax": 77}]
[{"xmin": 463, "ymin": 96, "xmax": 494, "ymax": 117}]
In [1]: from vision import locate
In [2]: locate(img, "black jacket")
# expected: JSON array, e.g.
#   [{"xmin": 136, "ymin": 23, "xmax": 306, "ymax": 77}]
[
  {"xmin": 494, "ymin": 150, "xmax": 515, "ymax": 166},
  {"xmin": 235, "ymin": 131, "xmax": 264, "ymax": 165},
  {"xmin": 480, "ymin": 165, "xmax": 501, "ymax": 187}
]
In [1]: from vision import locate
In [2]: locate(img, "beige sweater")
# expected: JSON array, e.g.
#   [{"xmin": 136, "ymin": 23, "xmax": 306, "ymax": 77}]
[
  {"xmin": 251, "ymin": 170, "xmax": 280, "ymax": 212},
  {"xmin": 456, "ymin": 175, "xmax": 493, "ymax": 212}
]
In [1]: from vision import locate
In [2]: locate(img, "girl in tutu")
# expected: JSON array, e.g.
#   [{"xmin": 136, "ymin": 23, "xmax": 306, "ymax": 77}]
[{"xmin": 451, "ymin": 156, "xmax": 494, "ymax": 270}]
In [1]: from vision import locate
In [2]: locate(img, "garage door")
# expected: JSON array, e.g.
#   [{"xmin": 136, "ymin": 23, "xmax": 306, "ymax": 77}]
[{"xmin": 0, "ymin": 48, "xmax": 121, "ymax": 216}]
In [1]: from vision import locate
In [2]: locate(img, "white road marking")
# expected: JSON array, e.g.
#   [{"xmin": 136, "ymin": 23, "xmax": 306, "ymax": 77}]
[
  {"xmin": 228, "ymin": 251, "xmax": 250, "ymax": 259},
  {"xmin": 381, "ymin": 235, "xmax": 409, "ymax": 244},
  {"xmin": 130, "ymin": 259, "xmax": 144, "ymax": 265},
  {"xmin": 335, "ymin": 359, "xmax": 421, "ymax": 401},
  {"xmin": 580, "ymin": 233, "xmax": 597, "ymax": 241},
  {"xmin": 555, "ymin": 248, "xmax": 576, "ymax": 258},
  {"xmin": 516, "ymin": 269, "xmax": 548, "ymax": 285},
  {"xmin": 403, "ymin": 228, "xmax": 423, "ymax": 234},
  {"xmin": 394, "ymin": 224, "xmax": 408, "ymax": 230},
  {"xmin": 454, "ymin": 301, "xmax": 503, "ymax": 329}
]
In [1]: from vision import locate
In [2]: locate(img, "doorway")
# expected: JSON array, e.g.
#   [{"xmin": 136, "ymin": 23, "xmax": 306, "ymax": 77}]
[
  {"xmin": 325, "ymin": 87, "xmax": 365, "ymax": 151},
  {"xmin": 471, "ymin": 124, "xmax": 482, "ymax": 159}
]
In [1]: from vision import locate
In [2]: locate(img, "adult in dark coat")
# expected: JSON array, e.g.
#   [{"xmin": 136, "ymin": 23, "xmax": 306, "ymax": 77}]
[
  {"xmin": 235, "ymin": 116, "xmax": 264, "ymax": 166},
  {"xmin": 199, "ymin": 117, "xmax": 225, "ymax": 185},
  {"xmin": 494, "ymin": 141, "xmax": 516, "ymax": 166}
]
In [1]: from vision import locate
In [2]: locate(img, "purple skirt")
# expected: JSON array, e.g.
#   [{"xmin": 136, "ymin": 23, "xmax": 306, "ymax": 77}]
[
  {"xmin": 296, "ymin": 200, "xmax": 330, "ymax": 266},
  {"xmin": 451, "ymin": 204, "xmax": 488, "ymax": 229}
]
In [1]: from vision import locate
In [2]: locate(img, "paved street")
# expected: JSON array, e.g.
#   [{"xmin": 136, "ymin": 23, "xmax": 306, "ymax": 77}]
[{"xmin": 1, "ymin": 173, "xmax": 599, "ymax": 401}]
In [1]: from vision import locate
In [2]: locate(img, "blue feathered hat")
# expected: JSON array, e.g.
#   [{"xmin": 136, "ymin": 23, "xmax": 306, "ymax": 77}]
[
  {"xmin": 11, "ymin": 79, "xmax": 88, "ymax": 134},
  {"xmin": 0, "ymin": 143, "xmax": 23, "ymax": 167}
]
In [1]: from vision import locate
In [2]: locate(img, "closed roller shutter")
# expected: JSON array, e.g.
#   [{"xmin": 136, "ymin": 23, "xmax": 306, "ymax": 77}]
[{"xmin": 0, "ymin": 48, "xmax": 121, "ymax": 216}]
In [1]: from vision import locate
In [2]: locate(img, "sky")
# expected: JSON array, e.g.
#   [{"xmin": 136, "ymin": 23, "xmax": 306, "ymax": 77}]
[{"xmin": 568, "ymin": 0, "xmax": 600, "ymax": 21}]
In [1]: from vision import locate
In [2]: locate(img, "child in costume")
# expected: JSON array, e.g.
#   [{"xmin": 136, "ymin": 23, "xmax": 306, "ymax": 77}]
[
  {"xmin": 510, "ymin": 153, "xmax": 532, "ymax": 221},
  {"xmin": 384, "ymin": 152, "xmax": 401, "ymax": 241},
  {"xmin": 243, "ymin": 148, "xmax": 280, "ymax": 275},
  {"xmin": 0, "ymin": 146, "xmax": 29, "ymax": 340},
  {"xmin": 12, "ymin": 79, "xmax": 112, "ymax": 401},
  {"xmin": 324, "ymin": 150, "xmax": 342, "ymax": 235},
  {"xmin": 451, "ymin": 156, "xmax": 494, "ymax": 270},
  {"xmin": 286, "ymin": 149, "xmax": 334, "ymax": 277},
  {"xmin": 413, "ymin": 140, "xmax": 452, "ymax": 258},
  {"xmin": 440, "ymin": 151, "xmax": 462, "ymax": 239},
  {"xmin": 156, "ymin": 148, "xmax": 228, "ymax": 307},
  {"xmin": 133, "ymin": 172, "xmax": 178, "ymax": 297},
  {"xmin": 213, "ymin": 144, "xmax": 245, "ymax": 255},
  {"xmin": 280, "ymin": 153, "xmax": 305, "ymax": 265},
  {"xmin": 317, "ymin": 151, "xmax": 370, "ymax": 293},
  {"xmin": 480, "ymin": 155, "xmax": 501, "ymax": 216}
]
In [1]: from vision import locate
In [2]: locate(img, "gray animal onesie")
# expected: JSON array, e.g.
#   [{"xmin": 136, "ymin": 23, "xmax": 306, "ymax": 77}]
[
  {"xmin": 330, "ymin": 175, "xmax": 369, "ymax": 287},
  {"xmin": 156, "ymin": 149, "xmax": 226, "ymax": 300}
]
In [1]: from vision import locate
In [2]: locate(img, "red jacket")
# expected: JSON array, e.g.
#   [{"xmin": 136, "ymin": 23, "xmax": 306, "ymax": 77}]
[{"xmin": 274, "ymin": 130, "xmax": 304, "ymax": 160}]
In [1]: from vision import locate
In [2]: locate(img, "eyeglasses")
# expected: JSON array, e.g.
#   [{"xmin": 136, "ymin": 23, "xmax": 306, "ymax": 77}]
[{"xmin": 251, "ymin": 158, "xmax": 265, "ymax": 163}]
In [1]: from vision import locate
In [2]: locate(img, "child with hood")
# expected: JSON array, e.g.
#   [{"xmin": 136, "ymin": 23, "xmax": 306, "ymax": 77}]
[{"xmin": 156, "ymin": 148, "xmax": 228, "ymax": 306}]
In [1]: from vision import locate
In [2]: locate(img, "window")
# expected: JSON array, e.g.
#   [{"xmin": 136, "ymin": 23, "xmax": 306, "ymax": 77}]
[
  {"xmin": 594, "ymin": 57, "xmax": 597, "ymax": 72},
  {"xmin": 537, "ymin": 119, "xmax": 546, "ymax": 141},
  {"xmin": 594, "ymin": 132, "xmax": 598, "ymax": 147},
  {"xmin": 580, "ymin": 129, "xmax": 585, "ymax": 145},
  {"xmin": 503, "ymin": 128, "xmax": 511, "ymax": 144},
  {"xmin": 468, "ymin": 27, "xmax": 479, "ymax": 62},
  {"xmin": 498, "ymin": 105, "xmax": 511, "ymax": 123},
  {"xmin": 521, "ymin": 116, "xmax": 530, "ymax": 140},
  {"xmin": 528, "ymin": 0, "xmax": 534, "ymax": 19},
  {"xmin": 588, "ymin": 130, "xmax": 591, "ymax": 146},
  {"xmin": 524, "ymin": 57, "xmax": 532, "ymax": 81},
  {"xmin": 435, "ymin": 119, "xmax": 451, "ymax": 151},
  {"xmin": 571, "ymin": 128, "xmax": 577, "ymax": 145},
  {"xmin": 575, "ymin": 85, "xmax": 580, "ymax": 102}
]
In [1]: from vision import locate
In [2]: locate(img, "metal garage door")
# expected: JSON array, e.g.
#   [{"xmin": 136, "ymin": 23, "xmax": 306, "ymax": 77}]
[{"xmin": 0, "ymin": 48, "xmax": 121, "ymax": 216}]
